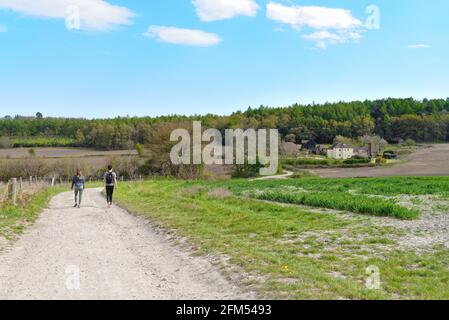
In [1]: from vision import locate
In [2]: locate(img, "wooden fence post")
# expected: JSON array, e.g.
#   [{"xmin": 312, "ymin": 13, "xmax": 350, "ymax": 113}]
[
  {"xmin": 29, "ymin": 176, "xmax": 32, "ymax": 186},
  {"xmin": 8, "ymin": 178, "xmax": 17, "ymax": 205},
  {"xmin": 51, "ymin": 176, "xmax": 55, "ymax": 187},
  {"xmin": 19, "ymin": 177, "xmax": 23, "ymax": 190}
]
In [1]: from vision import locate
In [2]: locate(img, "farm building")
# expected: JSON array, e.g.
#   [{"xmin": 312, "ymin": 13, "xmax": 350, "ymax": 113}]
[
  {"xmin": 354, "ymin": 146, "xmax": 370, "ymax": 158},
  {"xmin": 327, "ymin": 143, "xmax": 354, "ymax": 160},
  {"xmin": 313, "ymin": 145, "xmax": 328, "ymax": 155}
]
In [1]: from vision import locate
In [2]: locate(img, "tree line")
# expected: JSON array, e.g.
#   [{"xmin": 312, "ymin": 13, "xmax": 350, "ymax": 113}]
[{"xmin": 1, "ymin": 98, "xmax": 449, "ymax": 149}]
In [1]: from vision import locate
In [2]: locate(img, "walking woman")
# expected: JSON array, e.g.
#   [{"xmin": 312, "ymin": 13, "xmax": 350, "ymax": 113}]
[
  {"xmin": 71, "ymin": 169, "xmax": 85, "ymax": 208},
  {"xmin": 104, "ymin": 165, "xmax": 117, "ymax": 208}
]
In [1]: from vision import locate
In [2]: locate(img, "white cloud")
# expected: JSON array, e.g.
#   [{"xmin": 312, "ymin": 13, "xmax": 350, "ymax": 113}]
[
  {"xmin": 193, "ymin": 0, "xmax": 259, "ymax": 22},
  {"xmin": 408, "ymin": 44, "xmax": 430, "ymax": 49},
  {"xmin": 144, "ymin": 26, "xmax": 222, "ymax": 47},
  {"xmin": 303, "ymin": 30, "xmax": 361, "ymax": 49},
  {"xmin": 267, "ymin": 2, "xmax": 364, "ymax": 49},
  {"xmin": 267, "ymin": 2, "xmax": 361, "ymax": 30},
  {"xmin": 0, "ymin": 0, "xmax": 135, "ymax": 31},
  {"xmin": 0, "ymin": 25, "xmax": 6, "ymax": 33}
]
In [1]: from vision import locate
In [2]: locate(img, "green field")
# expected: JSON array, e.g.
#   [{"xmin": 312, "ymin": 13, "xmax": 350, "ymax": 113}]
[
  {"xmin": 283, "ymin": 157, "xmax": 373, "ymax": 168},
  {"xmin": 114, "ymin": 177, "xmax": 449, "ymax": 299},
  {"xmin": 11, "ymin": 136, "xmax": 76, "ymax": 148},
  {"xmin": 228, "ymin": 177, "xmax": 449, "ymax": 196}
]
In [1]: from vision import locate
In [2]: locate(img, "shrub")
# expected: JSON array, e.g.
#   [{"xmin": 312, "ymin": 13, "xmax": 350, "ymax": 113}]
[
  {"xmin": 105, "ymin": 156, "xmax": 143, "ymax": 179},
  {"xmin": 0, "ymin": 159, "xmax": 51, "ymax": 181},
  {"xmin": 343, "ymin": 158, "xmax": 371, "ymax": 165},
  {"xmin": 0, "ymin": 136, "xmax": 13, "ymax": 149},
  {"xmin": 28, "ymin": 148, "xmax": 36, "ymax": 157},
  {"xmin": 284, "ymin": 157, "xmax": 370, "ymax": 167},
  {"xmin": 12, "ymin": 136, "xmax": 76, "ymax": 148},
  {"xmin": 135, "ymin": 143, "xmax": 145, "ymax": 157},
  {"xmin": 405, "ymin": 138, "xmax": 416, "ymax": 146},
  {"xmin": 233, "ymin": 162, "xmax": 264, "ymax": 178}
]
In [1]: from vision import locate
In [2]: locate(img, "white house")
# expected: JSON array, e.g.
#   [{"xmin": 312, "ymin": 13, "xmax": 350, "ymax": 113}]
[{"xmin": 327, "ymin": 143, "xmax": 354, "ymax": 160}]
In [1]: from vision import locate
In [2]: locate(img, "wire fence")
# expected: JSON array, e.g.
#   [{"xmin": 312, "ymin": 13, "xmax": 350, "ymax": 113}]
[{"xmin": 0, "ymin": 178, "xmax": 51, "ymax": 207}]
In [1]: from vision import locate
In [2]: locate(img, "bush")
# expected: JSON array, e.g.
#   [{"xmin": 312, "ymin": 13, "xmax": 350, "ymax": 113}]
[
  {"xmin": 0, "ymin": 159, "xmax": 51, "ymax": 181},
  {"xmin": 405, "ymin": 138, "xmax": 416, "ymax": 146},
  {"xmin": 12, "ymin": 136, "xmax": 76, "ymax": 148},
  {"xmin": 290, "ymin": 171, "xmax": 317, "ymax": 179},
  {"xmin": 284, "ymin": 157, "xmax": 370, "ymax": 167},
  {"xmin": 343, "ymin": 158, "xmax": 371, "ymax": 165},
  {"xmin": 135, "ymin": 143, "xmax": 145, "ymax": 157},
  {"xmin": 105, "ymin": 156, "xmax": 143, "ymax": 179},
  {"xmin": 284, "ymin": 158, "xmax": 329, "ymax": 166},
  {"xmin": 0, "ymin": 136, "xmax": 13, "ymax": 149},
  {"xmin": 376, "ymin": 156, "xmax": 387, "ymax": 164},
  {"xmin": 233, "ymin": 162, "xmax": 264, "ymax": 178}
]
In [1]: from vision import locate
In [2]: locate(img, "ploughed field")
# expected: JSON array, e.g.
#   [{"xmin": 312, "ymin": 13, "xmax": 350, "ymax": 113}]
[
  {"xmin": 0, "ymin": 147, "xmax": 136, "ymax": 159},
  {"xmin": 0, "ymin": 147, "xmax": 140, "ymax": 181},
  {"xmin": 310, "ymin": 144, "xmax": 449, "ymax": 178}
]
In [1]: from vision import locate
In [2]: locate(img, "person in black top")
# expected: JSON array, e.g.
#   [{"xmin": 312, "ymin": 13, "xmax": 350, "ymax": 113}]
[{"xmin": 103, "ymin": 165, "xmax": 118, "ymax": 208}]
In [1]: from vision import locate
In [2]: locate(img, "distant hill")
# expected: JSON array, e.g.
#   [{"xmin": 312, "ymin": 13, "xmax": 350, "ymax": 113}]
[{"xmin": 1, "ymin": 98, "xmax": 449, "ymax": 149}]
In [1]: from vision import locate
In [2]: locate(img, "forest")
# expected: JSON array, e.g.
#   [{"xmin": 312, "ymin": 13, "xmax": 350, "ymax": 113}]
[{"xmin": 1, "ymin": 98, "xmax": 449, "ymax": 149}]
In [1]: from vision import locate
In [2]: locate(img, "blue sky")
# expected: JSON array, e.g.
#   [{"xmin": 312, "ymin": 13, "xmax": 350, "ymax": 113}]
[{"xmin": 0, "ymin": 0, "xmax": 448, "ymax": 118}]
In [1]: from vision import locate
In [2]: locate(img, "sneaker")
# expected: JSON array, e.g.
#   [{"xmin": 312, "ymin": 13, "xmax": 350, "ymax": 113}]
[
  {"xmin": 78, "ymin": 205, "xmax": 81, "ymax": 208},
  {"xmin": 74, "ymin": 204, "xmax": 78, "ymax": 208}
]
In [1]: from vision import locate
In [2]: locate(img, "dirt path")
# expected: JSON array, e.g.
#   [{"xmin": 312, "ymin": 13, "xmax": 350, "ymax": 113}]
[
  {"xmin": 252, "ymin": 170, "xmax": 294, "ymax": 181},
  {"xmin": 0, "ymin": 188, "xmax": 249, "ymax": 300},
  {"xmin": 310, "ymin": 144, "xmax": 449, "ymax": 178}
]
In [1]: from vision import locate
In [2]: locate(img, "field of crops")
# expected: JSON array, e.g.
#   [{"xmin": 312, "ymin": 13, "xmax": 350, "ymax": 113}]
[
  {"xmin": 257, "ymin": 191, "xmax": 418, "ymax": 219},
  {"xmin": 115, "ymin": 178, "xmax": 449, "ymax": 299},
  {"xmin": 11, "ymin": 136, "xmax": 76, "ymax": 148},
  {"xmin": 222, "ymin": 177, "xmax": 449, "ymax": 219},
  {"xmin": 283, "ymin": 157, "xmax": 372, "ymax": 167},
  {"xmin": 228, "ymin": 176, "xmax": 449, "ymax": 196}
]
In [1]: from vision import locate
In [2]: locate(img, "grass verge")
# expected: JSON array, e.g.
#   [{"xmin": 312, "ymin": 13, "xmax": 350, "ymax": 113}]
[
  {"xmin": 257, "ymin": 191, "xmax": 418, "ymax": 219},
  {"xmin": 0, "ymin": 186, "xmax": 66, "ymax": 240}
]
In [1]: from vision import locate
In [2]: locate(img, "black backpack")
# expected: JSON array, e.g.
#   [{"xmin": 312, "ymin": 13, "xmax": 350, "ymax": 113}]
[{"xmin": 106, "ymin": 172, "xmax": 114, "ymax": 185}]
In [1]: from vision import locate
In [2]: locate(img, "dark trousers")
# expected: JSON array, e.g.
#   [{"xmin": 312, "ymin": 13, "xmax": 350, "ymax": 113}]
[{"xmin": 106, "ymin": 186, "xmax": 114, "ymax": 204}]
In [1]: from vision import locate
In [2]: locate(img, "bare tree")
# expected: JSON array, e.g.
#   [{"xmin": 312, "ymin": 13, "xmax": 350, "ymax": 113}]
[{"xmin": 362, "ymin": 135, "xmax": 388, "ymax": 157}]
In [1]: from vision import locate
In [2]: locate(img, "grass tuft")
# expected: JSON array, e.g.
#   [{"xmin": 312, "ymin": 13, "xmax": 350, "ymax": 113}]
[{"xmin": 257, "ymin": 191, "xmax": 419, "ymax": 220}]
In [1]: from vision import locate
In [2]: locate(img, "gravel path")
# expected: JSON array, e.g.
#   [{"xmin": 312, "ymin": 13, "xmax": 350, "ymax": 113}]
[
  {"xmin": 0, "ymin": 188, "xmax": 249, "ymax": 300},
  {"xmin": 252, "ymin": 170, "xmax": 294, "ymax": 181}
]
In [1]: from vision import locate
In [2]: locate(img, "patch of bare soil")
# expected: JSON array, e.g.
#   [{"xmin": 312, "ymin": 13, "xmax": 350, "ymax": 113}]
[
  {"xmin": 0, "ymin": 147, "xmax": 137, "ymax": 159},
  {"xmin": 371, "ymin": 195, "xmax": 449, "ymax": 252}
]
